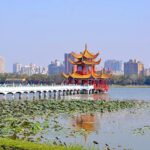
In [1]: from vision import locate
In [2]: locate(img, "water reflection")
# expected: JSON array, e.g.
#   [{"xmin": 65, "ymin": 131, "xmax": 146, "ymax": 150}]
[
  {"xmin": 73, "ymin": 114, "xmax": 98, "ymax": 132},
  {"xmin": 92, "ymin": 93, "xmax": 109, "ymax": 101},
  {"xmin": 59, "ymin": 93, "xmax": 110, "ymax": 101},
  {"xmin": 70, "ymin": 107, "xmax": 150, "ymax": 150},
  {"xmin": 72, "ymin": 113, "xmax": 101, "ymax": 144}
]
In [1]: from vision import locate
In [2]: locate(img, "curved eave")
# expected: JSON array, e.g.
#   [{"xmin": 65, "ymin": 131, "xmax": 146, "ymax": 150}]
[
  {"xmin": 71, "ymin": 52, "xmax": 82, "ymax": 59},
  {"xmin": 68, "ymin": 58, "xmax": 101, "ymax": 65},
  {"xmin": 68, "ymin": 58, "xmax": 82, "ymax": 65},
  {"xmin": 84, "ymin": 58, "xmax": 101, "ymax": 65},
  {"xmin": 71, "ymin": 50, "xmax": 100, "ymax": 59},
  {"xmin": 92, "ymin": 72, "xmax": 101, "ymax": 79},
  {"xmin": 92, "ymin": 72, "xmax": 112, "ymax": 79},
  {"xmin": 62, "ymin": 72, "xmax": 91, "ymax": 79},
  {"xmin": 100, "ymin": 74, "xmax": 112, "ymax": 79},
  {"xmin": 83, "ymin": 50, "xmax": 100, "ymax": 59},
  {"xmin": 70, "ymin": 73, "xmax": 91, "ymax": 79}
]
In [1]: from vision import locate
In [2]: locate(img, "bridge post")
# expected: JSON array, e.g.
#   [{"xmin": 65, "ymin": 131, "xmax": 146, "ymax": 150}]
[
  {"xmin": 44, "ymin": 91, "xmax": 47, "ymax": 99},
  {"xmin": 92, "ymin": 89, "xmax": 95, "ymax": 94},
  {"xmin": 53, "ymin": 91, "xmax": 56, "ymax": 98},
  {"xmin": 70, "ymin": 90, "xmax": 73, "ymax": 95},
  {"xmin": 3, "ymin": 94, "xmax": 6, "ymax": 100},
  {"xmin": 46, "ymin": 91, "xmax": 49, "ymax": 99},
  {"xmin": 58, "ymin": 91, "xmax": 61, "ymax": 97},
  {"xmin": 66, "ymin": 90, "xmax": 69, "ymax": 95},
  {"xmin": 27, "ymin": 92, "xmax": 30, "ymax": 100},
  {"xmin": 19, "ymin": 93, "xmax": 22, "ymax": 100},
  {"xmin": 48, "ymin": 91, "xmax": 51, "ymax": 99},
  {"xmin": 63, "ymin": 90, "xmax": 66, "ymax": 96},
  {"xmin": 39, "ymin": 92, "xmax": 42, "ymax": 99},
  {"xmin": 12, "ymin": 94, "xmax": 15, "ymax": 100},
  {"xmin": 89, "ymin": 89, "xmax": 92, "ymax": 94},
  {"xmin": 65, "ymin": 90, "xmax": 67, "ymax": 96},
  {"xmin": 73, "ymin": 90, "xmax": 75, "ymax": 95},
  {"xmin": 46, "ymin": 92, "xmax": 49, "ymax": 99},
  {"xmin": 33, "ymin": 92, "xmax": 36, "ymax": 100}
]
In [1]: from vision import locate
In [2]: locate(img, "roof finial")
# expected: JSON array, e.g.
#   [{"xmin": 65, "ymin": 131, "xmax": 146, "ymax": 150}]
[{"xmin": 85, "ymin": 43, "xmax": 87, "ymax": 50}]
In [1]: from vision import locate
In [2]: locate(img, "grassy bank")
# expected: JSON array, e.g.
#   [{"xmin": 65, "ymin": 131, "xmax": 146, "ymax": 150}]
[{"xmin": 0, "ymin": 138, "xmax": 82, "ymax": 150}]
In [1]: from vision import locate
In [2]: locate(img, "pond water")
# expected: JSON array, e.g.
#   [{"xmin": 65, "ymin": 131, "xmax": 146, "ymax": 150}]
[
  {"xmin": 42, "ymin": 105, "xmax": 150, "ymax": 150},
  {"xmin": 109, "ymin": 87, "xmax": 150, "ymax": 101},
  {"xmin": 59, "ymin": 87, "xmax": 150, "ymax": 101},
  {"xmin": 38, "ymin": 87, "xmax": 150, "ymax": 149}
]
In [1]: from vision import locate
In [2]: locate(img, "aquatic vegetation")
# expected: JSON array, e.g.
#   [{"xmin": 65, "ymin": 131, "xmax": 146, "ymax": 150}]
[
  {"xmin": 0, "ymin": 99, "xmax": 141, "ymax": 148},
  {"xmin": 133, "ymin": 125, "xmax": 150, "ymax": 136},
  {"xmin": 0, "ymin": 99, "xmax": 138, "ymax": 116}
]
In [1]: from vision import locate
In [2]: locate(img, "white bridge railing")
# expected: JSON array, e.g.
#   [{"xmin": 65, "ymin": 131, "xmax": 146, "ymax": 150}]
[{"xmin": 0, "ymin": 85, "xmax": 94, "ymax": 99}]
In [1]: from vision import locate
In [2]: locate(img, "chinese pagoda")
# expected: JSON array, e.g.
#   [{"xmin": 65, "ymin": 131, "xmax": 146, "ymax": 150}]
[{"xmin": 62, "ymin": 45, "xmax": 112, "ymax": 92}]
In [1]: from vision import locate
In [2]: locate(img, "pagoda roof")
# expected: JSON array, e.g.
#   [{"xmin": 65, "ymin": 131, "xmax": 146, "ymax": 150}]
[
  {"xmin": 92, "ymin": 72, "xmax": 112, "ymax": 79},
  {"xmin": 62, "ymin": 72, "xmax": 91, "ymax": 79},
  {"xmin": 68, "ymin": 58, "xmax": 101, "ymax": 65},
  {"xmin": 71, "ymin": 49, "xmax": 99, "ymax": 59},
  {"xmin": 62, "ymin": 72, "xmax": 112, "ymax": 79},
  {"xmin": 71, "ymin": 52, "xmax": 83, "ymax": 59},
  {"xmin": 71, "ymin": 72, "xmax": 91, "ymax": 79}
]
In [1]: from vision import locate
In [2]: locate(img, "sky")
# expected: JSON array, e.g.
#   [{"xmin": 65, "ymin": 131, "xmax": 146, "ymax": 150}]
[{"xmin": 0, "ymin": 0, "xmax": 150, "ymax": 72}]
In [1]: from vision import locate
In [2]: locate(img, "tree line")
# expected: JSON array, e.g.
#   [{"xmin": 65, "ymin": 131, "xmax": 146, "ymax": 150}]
[
  {"xmin": 0, "ymin": 73, "xmax": 150, "ymax": 85},
  {"xmin": 0, "ymin": 73, "xmax": 64, "ymax": 85},
  {"xmin": 108, "ymin": 75, "xmax": 150, "ymax": 85}
]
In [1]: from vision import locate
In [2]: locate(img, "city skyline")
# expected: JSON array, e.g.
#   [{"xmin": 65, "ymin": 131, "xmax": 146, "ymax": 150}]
[
  {"xmin": 11, "ymin": 58, "xmax": 149, "ymax": 77},
  {"xmin": 0, "ymin": 0, "xmax": 150, "ymax": 71},
  {"xmin": 1, "ymin": 55, "xmax": 150, "ymax": 73}
]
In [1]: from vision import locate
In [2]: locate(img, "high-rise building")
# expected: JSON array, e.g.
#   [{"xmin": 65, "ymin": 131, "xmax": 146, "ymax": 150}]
[
  {"xmin": 21, "ymin": 65, "xmax": 32, "ymax": 76},
  {"xmin": 13, "ymin": 63, "xmax": 22, "ymax": 74},
  {"xmin": 13, "ymin": 63, "xmax": 48, "ymax": 76},
  {"xmin": 48, "ymin": 59, "xmax": 64, "ymax": 75},
  {"xmin": 144, "ymin": 68, "xmax": 150, "ymax": 76},
  {"xmin": 39, "ymin": 66, "xmax": 48, "ymax": 75},
  {"xmin": 0, "ymin": 56, "xmax": 5, "ymax": 73},
  {"xmin": 124, "ymin": 59, "xmax": 144, "ymax": 76},
  {"xmin": 104, "ymin": 59, "xmax": 123, "ymax": 75},
  {"xmin": 64, "ymin": 53, "xmax": 74, "ymax": 74},
  {"xmin": 54, "ymin": 59, "xmax": 61, "ymax": 66}
]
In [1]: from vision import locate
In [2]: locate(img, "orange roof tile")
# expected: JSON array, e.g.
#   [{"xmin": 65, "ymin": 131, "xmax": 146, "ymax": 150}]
[
  {"xmin": 62, "ymin": 72, "xmax": 112, "ymax": 79},
  {"xmin": 68, "ymin": 58, "xmax": 101, "ymax": 65},
  {"xmin": 71, "ymin": 49, "xmax": 100, "ymax": 59}
]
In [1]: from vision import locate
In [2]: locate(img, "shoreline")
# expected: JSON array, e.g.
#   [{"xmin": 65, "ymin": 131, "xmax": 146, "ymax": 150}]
[{"xmin": 110, "ymin": 85, "xmax": 150, "ymax": 88}]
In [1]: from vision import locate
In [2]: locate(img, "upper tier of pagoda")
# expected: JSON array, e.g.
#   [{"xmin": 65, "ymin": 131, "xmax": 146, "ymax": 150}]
[
  {"xmin": 68, "ymin": 58, "xmax": 101, "ymax": 65},
  {"xmin": 69, "ymin": 44, "xmax": 101, "ymax": 66},
  {"xmin": 62, "ymin": 45, "xmax": 112, "ymax": 79},
  {"xmin": 71, "ymin": 50, "xmax": 99, "ymax": 59}
]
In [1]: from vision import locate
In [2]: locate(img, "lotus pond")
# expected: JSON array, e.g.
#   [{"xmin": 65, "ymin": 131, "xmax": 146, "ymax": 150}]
[{"xmin": 0, "ymin": 99, "xmax": 150, "ymax": 150}]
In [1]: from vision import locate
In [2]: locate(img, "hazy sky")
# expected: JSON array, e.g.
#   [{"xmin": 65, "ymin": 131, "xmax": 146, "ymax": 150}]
[{"xmin": 0, "ymin": 0, "xmax": 150, "ymax": 72}]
